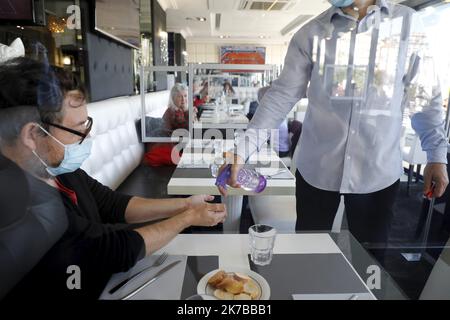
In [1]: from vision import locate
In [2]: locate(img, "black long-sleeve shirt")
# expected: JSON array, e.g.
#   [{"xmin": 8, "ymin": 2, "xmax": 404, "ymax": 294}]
[
  {"xmin": 0, "ymin": 155, "xmax": 64, "ymax": 299},
  {"xmin": 5, "ymin": 169, "xmax": 145, "ymax": 300}
]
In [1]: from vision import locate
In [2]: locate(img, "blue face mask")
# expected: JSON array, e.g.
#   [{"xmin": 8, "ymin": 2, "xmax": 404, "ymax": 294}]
[
  {"xmin": 33, "ymin": 125, "xmax": 92, "ymax": 176},
  {"xmin": 328, "ymin": 0, "xmax": 354, "ymax": 7}
]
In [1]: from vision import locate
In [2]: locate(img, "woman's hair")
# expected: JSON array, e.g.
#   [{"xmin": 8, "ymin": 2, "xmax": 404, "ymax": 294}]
[
  {"xmin": 169, "ymin": 83, "xmax": 188, "ymax": 110},
  {"xmin": 223, "ymin": 81, "xmax": 235, "ymax": 94}
]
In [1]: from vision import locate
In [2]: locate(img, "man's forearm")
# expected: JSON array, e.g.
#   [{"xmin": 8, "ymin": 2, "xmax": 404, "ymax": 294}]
[
  {"xmin": 125, "ymin": 197, "xmax": 189, "ymax": 224},
  {"xmin": 134, "ymin": 211, "xmax": 192, "ymax": 255}
]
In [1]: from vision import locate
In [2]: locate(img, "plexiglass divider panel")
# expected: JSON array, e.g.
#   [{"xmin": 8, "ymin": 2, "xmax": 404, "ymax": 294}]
[
  {"xmin": 140, "ymin": 64, "xmax": 277, "ymax": 143},
  {"xmin": 140, "ymin": 65, "xmax": 190, "ymax": 143},
  {"xmin": 189, "ymin": 64, "xmax": 277, "ymax": 141}
]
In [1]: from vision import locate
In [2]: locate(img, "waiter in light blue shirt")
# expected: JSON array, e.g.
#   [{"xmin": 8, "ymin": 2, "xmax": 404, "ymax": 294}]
[{"xmin": 219, "ymin": 0, "xmax": 449, "ymax": 245}]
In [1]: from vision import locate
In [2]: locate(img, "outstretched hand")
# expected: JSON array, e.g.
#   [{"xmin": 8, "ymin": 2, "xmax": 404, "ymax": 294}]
[{"xmin": 423, "ymin": 163, "xmax": 449, "ymax": 198}]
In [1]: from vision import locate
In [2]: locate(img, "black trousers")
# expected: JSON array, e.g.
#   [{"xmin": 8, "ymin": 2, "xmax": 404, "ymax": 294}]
[{"xmin": 295, "ymin": 171, "xmax": 399, "ymax": 246}]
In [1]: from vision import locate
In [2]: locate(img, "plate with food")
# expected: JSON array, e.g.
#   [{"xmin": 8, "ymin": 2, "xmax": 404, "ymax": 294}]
[{"xmin": 197, "ymin": 269, "xmax": 270, "ymax": 300}]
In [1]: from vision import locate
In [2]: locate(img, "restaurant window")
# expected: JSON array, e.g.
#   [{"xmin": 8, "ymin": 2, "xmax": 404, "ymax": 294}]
[
  {"xmin": 0, "ymin": 0, "xmax": 86, "ymax": 95},
  {"xmin": 418, "ymin": 3, "xmax": 450, "ymax": 134}
]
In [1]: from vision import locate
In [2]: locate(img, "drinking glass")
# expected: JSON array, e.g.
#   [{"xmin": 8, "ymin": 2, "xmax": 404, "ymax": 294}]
[{"xmin": 249, "ymin": 224, "xmax": 277, "ymax": 266}]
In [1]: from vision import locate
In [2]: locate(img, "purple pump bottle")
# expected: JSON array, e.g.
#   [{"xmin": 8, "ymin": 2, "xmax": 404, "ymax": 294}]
[{"xmin": 215, "ymin": 164, "xmax": 267, "ymax": 193}]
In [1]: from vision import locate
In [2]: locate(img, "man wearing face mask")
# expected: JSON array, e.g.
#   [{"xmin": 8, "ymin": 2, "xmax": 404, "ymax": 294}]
[
  {"xmin": 219, "ymin": 0, "xmax": 449, "ymax": 248},
  {"xmin": 0, "ymin": 58, "xmax": 227, "ymax": 300}
]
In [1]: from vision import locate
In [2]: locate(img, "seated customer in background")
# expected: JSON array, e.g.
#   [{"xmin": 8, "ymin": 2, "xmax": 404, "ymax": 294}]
[
  {"xmin": 0, "ymin": 58, "xmax": 227, "ymax": 300},
  {"xmin": 247, "ymin": 86, "xmax": 290, "ymax": 157},
  {"xmin": 223, "ymin": 81, "xmax": 238, "ymax": 105},
  {"xmin": 274, "ymin": 120, "xmax": 290, "ymax": 158},
  {"xmin": 288, "ymin": 119, "xmax": 302, "ymax": 157},
  {"xmin": 194, "ymin": 81, "xmax": 210, "ymax": 108},
  {"xmin": 223, "ymin": 81, "xmax": 235, "ymax": 96},
  {"xmin": 162, "ymin": 83, "xmax": 196, "ymax": 131},
  {"xmin": 145, "ymin": 84, "xmax": 197, "ymax": 166}
]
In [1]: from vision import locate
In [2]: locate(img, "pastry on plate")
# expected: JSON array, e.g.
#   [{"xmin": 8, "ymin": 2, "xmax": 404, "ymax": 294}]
[
  {"xmin": 214, "ymin": 289, "xmax": 234, "ymax": 300},
  {"xmin": 207, "ymin": 270, "xmax": 226, "ymax": 287},
  {"xmin": 207, "ymin": 270, "xmax": 261, "ymax": 300}
]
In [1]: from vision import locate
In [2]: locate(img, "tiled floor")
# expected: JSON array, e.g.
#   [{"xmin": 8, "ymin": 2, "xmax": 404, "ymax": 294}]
[{"xmin": 380, "ymin": 178, "xmax": 450, "ymax": 299}]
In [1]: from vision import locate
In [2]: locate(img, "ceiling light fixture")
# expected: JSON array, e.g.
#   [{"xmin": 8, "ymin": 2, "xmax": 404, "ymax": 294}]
[
  {"xmin": 47, "ymin": 15, "xmax": 66, "ymax": 33},
  {"xmin": 63, "ymin": 56, "xmax": 72, "ymax": 66},
  {"xmin": 267, "ymin": 0, "xmax": 280, "ymax": 12},
  {"xmin": 196, "ymin": 17, "xmax": 207, "ymax": 22}
]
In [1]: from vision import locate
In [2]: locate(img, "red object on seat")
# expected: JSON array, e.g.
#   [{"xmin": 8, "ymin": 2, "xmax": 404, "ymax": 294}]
[
  {"xmin": 144, "ymin": 144, "xmax": 180, "ymax": 167},
  {"xmin": 194, "ymin": 97, "xmax": 207, "ymax": 107}
]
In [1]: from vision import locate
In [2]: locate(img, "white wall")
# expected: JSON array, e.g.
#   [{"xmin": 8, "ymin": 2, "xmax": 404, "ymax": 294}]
[{"xmin": 186, "ymin": 41, "xmax": 289, "ymax": 67}]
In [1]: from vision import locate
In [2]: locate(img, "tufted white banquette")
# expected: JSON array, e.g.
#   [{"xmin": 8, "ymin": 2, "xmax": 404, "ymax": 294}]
[{"xmin": 81, "ymin": 91, "xmax": 170, "ymax": 190}]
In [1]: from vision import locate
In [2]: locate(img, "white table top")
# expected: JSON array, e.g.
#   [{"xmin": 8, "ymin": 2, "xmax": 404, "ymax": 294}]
[
  {"xmin": 154, "ymin": 233, "xmax": 342, "ymax": 270},
  {"xmin": 101, "ymin": 233, "xmax": 376, "ymax": 300},
  {"xmin": 194, "ymin": 114, "xmax": 249, "ymax": 130},
  {"xmin": 201, "ymin": 103, "xmax": 244, "ymax": 111},
  {"xmin": 200, "ymin": 113, "xmax": 248, "ymax": 123},
  {"xmin": 168, "ymin": 140, "xmax": 296, "ymax": 196},
  {"xmin": 195, "ymin": 104, "xmax": 249, "ymax": 130},
  {"xmin": 193, "ymin": 122, "xmax": 249, "ymax": 130}
]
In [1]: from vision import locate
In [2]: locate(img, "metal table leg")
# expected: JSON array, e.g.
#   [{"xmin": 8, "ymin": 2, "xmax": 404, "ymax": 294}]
[
  {"xmin": 416, "ymin": 165, "xmax": 422, "ymax": 183},
  {"xmin": 406, "ymin": 164, "xmax": 413, "ymax": 196},
  {"xmin": 221, "ymin": 195, "xmax": 244, "ymax": 233},
  {"xmin": 401, "ymin": 196, "xmax": 435, "ymax": 262}
]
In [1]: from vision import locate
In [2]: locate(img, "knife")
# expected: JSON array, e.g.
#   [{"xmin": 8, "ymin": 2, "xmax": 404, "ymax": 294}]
[
  {"xmin": 120, "ymin": 260, "xmax": 181, "ymax": 300},
  {"xmin": 110, "ymin": 263, "xmax": 159, "ymax": 295}
]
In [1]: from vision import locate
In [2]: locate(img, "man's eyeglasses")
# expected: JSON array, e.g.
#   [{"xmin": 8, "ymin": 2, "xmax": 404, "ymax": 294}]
[{"xmin": 42, "ymin": 117, "xmax": 93, "ymax": 145}]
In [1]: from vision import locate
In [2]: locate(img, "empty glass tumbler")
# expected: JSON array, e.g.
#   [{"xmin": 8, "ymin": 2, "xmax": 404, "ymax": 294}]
[{"xmin": 249, "ymin": 224, "xmax": 277, "ymax": 266}]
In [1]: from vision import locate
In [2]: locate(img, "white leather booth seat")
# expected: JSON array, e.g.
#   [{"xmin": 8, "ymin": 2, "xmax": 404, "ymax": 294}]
[
  {"xmin": 81, "ymin": 90, "xmax": 170, "ymax": 190},
  {"xmin": 141, "ymin": 90, "xmax": 171, "ymax": 118}
]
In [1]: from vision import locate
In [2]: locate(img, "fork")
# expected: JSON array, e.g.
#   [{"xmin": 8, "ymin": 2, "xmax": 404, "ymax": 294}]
[{"xmin": 108, "ymin": 252, "xmax": 169, "ymax": 295}]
